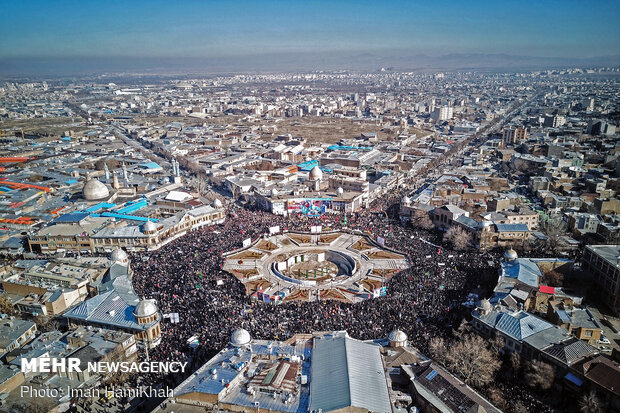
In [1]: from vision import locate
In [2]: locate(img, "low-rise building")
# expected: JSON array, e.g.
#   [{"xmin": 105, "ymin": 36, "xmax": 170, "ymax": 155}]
[{"xmin": 0, "ymin": 318, "xmax": 37, "ymax": 358}]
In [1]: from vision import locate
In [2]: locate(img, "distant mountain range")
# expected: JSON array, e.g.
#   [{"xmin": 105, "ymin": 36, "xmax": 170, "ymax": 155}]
[{"xmin": 2, "ymin": 52, "xmax": 619, "ymax": 76}]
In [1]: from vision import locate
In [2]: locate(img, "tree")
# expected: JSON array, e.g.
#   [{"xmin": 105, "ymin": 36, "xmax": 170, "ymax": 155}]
[
  {"xmin": 540, "ymin": 217, "xmax": 569, "ymax": 255},
  {"xmin": 443, "ymin": 334, "xmax": 501, "ymax": 387},
  {"xmin": 511, "ymin": 401, "xmax": 528, "ymax": 413},
  {"xmin": 523, "ymin": 359, "xmax": 555, "ymax": 391},
  {"xmin": 0, "ymin": 294, "xmax": 15, "ymax": 315},
  {"xmin": 486, "ymin": 387, "xmax": 506, "ymax": 410},
  {"xmin": 411, "ymin": 209, "xmax": 433, "ymax": 230},
  {"xmin": 33, "ymin": 315, "xmax": 59, "ymax": 333},
  {"xmin": 544, "ymin": 269, "xmax": 564, "ymax": 287},
  {"xmin": 579, "ymin": 391, "xmax": 602, "ymax": 413},
  {"xmin": 489, "ymin": 332, "xmax": 505, "ymax": 353},
  {"xmin": 509, "ymin": 352, "xmax": 521, "ymax": 379},
  {"xmin": 428, "ymin": 337, "xmax": 447, "ymax": 360},
  {"xmin": 452, "ymin": 319, "xmax": 472, "ymax": 339},
  {"xmin": 443, "ymin": 226, "xmax": 472, "ymax": 250}
]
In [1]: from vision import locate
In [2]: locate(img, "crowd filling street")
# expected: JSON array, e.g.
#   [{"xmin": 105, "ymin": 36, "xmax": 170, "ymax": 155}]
[{"xmin": 126, "ymin": 186, "xmax": 549, "ymax": 412}]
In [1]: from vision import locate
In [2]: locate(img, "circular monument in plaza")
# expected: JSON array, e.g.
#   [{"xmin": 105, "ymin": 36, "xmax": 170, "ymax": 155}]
[{"xmin": 222, "ymin": 231, "xmax": 410, "ymax": 304}]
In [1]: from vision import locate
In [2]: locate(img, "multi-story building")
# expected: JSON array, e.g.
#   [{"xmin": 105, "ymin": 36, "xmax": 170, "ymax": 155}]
[
  {"xmin": 28, "ymin": 205, "xmax": 225, "ymax": 254},
  {"xmin": 582, "ymin": 245, "xmax": 620, "ymax": 315},
  {"xmin": 431, "ymin": 106, "xmax": 453, "ymax": 121},
  {"xmin": 432, "ymin": 204, "xmax": 469, "ymax": 230},
  {"xmin": 547, "ymin": 303, "xmax": 602, "ymax": 344},
  {"xmin": 503, "ymin": 126, "xmax": 528, "ymax": 145}
]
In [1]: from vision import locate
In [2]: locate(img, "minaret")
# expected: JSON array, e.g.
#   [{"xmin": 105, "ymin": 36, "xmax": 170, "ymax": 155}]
[
  {"xmin": 172, "ymin": 158, "xmax": 182, "ymax": 184},
  {"xmin": 113, "ymin": 171, "xmax": 120, "ymax": 190},
  {"xmin": 104, "ymin": 163, "xmax": 110, "ymax": 180},
  {"xmin": 122, "ymin": 162, "xmax": 129, "ymax": 187}
]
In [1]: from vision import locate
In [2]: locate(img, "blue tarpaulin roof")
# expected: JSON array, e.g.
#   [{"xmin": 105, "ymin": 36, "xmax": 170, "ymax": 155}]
[
  {"xmin": 565, "ymin": 372, "xmax": 583, "ymax": 386},
  {"xmin": 86, "ymin": 202, "xmax": 115, "ymax": 213},
  {"xmin": 327, "ymin": 145, "xmax": 373, "ymax": 151},
  {"xmin": 297, "ymin": 160, "xmax": 319, "ymax": 171},
  {"xmin": 139, "ymin": 162, "xmax": 161, "ymax": 169}
]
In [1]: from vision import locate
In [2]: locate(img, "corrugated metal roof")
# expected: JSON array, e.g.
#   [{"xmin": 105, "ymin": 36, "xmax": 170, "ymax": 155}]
[
  {"xmin": 64, "ymin": 288, "xmax": 144, "ymax": 331},
  {"xmin": 496, "ymin": 223, "xmax": 529, "ymax": 232},
  {"xmin": 544, "ymin": 338, "xmax": 597, "ymax": 365},
  {"xmin": 309, "ymin": 334, "xmax": 391, "ymax": 413},
  {"xmin": 494, "ymin": 311, "xmax": 553, "ymax": 341},
  {"xmin": 501, "ymin": 258, "xmax": 541, "ymax": 287}
]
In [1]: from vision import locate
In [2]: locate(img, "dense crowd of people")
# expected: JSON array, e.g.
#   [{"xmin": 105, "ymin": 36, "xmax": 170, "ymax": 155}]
[{"xmin": 126, "ymin": 188, "xmax": 549, "ymax": 412}]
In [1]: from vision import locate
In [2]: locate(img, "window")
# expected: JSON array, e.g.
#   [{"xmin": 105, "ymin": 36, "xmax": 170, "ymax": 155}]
[{"xmin": 585, "ymin": 330, "xmax": 593, "ymax": 338}]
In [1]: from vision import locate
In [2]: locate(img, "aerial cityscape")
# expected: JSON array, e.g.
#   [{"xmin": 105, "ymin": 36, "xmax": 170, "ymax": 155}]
[{"xmin": 0, "ymin": 1, "xmax": 619, "ymax": 413}]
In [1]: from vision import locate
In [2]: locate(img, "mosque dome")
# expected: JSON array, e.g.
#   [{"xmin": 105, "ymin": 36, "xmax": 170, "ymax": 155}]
[
  {"xmin": 110, "ymin": 248, "xmax": 128, "ymax": 264},
  {"xmin": 309, "ymin": 165, "xmax": 323, "ymax": 180},
  {"xmin": 212, "ymin": 199, "xmax": 223, "ymax": 208},
  {"xmin": 134, "ymin": 299, "xmax": 158, "ymax": 319},
  {"xmin": 477, "ymin": 299, "xmax": 492, "ymax": 313},
  {"xmin": 83, "ymin": 179, "xmax": 110, "ymax": 201},
  {"xmin": 337, "ymin": 187, "xmax": 344, "ymax": 196},
  {"xmin": 142, "ymin": 220, "xmax": 157, "ymax": 233},
  {"xmin": 230, "ymin": 328, "xmax": 251, "ymax": 346},
  {"xmin": 402, "ymin": 196, "xmax": 411, "ymax": 205},
  {"xmin": 388, "ymin": 329, "xmax": 408, "ymax": 343},
  {"xmin": 504, "ymin": 248, "xmax": 518, "ymax": 261},
  {"xmin": 271, "ymin": 188, "xmax": 279, "ymax": 197}
]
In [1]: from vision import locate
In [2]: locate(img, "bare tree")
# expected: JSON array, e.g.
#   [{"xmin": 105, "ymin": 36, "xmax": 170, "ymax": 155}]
[
  {"xmin": 486, "ymin": 387, "xmax": 506, "ymax": 411},
  {"xmin": 452, "ymin": 319, "xmax": 472, "ymax": 339},
  {"xmin": 523, "ymin": 359, "xmax": 555, "ymax": 391},
  {"xmin": 540, "ymin": 217, "xmax": 569, "ymax": 255},
  {"xmin": 509, "ymin": 352, "xmax": 521, "ymax": 378},
  {"xmin": 33, "ymin": 315, "xmax": 59, "ymax": 332},
  {"xmin": 511, "ymin": 401, "xmax": 528, "ymax": 413},
  {"xmin": 0, "ymin": 294, "xmax": 15, "ymax": 315},
  {"xmin": 544, "ymin": 269, "xmax": 564, "ymax": 287},
  {"xmin": 428, "ymin": 337, "xmax": 447, "ymax": 360},
  {"xmin": 444, "ymin": 334, "xmax": 501, "ymax": 387},
  {"xmin": 489, "ymin": 332, "xmax": 505, "ymax": 353},
  {"xmin": 579, "ymin": 391, "xmax": 602, "ymax": 413},
  {"xmin": 443, "ymin": 226, "xmax": 472, "ymax": 250},
  {"xmin": 411, "ymin": 209, "xmax": 434, "ymax": 230}
]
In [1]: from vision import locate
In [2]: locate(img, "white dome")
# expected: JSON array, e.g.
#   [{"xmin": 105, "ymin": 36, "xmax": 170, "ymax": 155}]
[
  {"xmin": 309, "ymin": 165, "xmax": 323, "ymax": 180},
  {"xmin": 402, "ymin": 196, "xmax": 411, "ymax": 205},
  {"xmin": 134, "ymin": 299, "xmax": 158, "ymax": 319},
  {"xmin": 110, "ymin": 248, "xmax": 128, "ymax": 263},
  {"xmin": 142, "ymin": 220, "xmax": 157, "ymax": 233},
  {"xmin": 504, "ymin": 248, "xmax": 518, "ymax": 260},
  {"xmin": 337, "ymin": 187, "xmax": 344, "ymax": 196},
  {"xmin": 477, "ymin": 299, "xmax": 492, "ymax": 312},
  {"xmin": 388, "ymin": 329, "xmax": 408, "ymax": 343},
  {"xmin": 230, "ymin": 328, "xmax": 251, "ymax": 346},
  {"xmin": 83, "ymin": 179, "xmax": 110, "ymax": 201},
  {"xmin": 212, "ymin": 199, "xmax": 223, "ymax": 208},
  {"xmin": 271, "ymin": 188, "xmax": 279, "ymax": 197}
]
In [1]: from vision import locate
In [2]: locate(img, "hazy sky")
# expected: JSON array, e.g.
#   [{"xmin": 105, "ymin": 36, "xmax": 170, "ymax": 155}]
[{"xmin": 1, "ymin": 0, "xmax": 619, "ymax": 59}]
